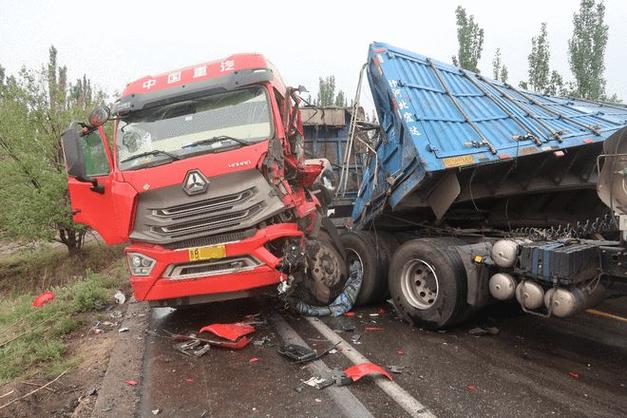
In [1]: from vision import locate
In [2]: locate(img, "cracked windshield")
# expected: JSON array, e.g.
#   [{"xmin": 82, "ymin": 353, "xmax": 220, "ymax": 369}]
[{"xmin": 117, "ymin": 87, "xmax": 271, "ymax": 170}]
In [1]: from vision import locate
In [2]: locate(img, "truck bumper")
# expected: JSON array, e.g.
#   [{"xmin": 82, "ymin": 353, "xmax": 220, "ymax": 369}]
[{"xmin": 125, "ymin": 223, "xmax": 303, "ymax": 303}]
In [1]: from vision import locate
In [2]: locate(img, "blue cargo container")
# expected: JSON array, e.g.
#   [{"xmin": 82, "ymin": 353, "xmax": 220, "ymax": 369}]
[{"xmin": 353, "ymin": 42, "xmax": 627, "ymax": 229}]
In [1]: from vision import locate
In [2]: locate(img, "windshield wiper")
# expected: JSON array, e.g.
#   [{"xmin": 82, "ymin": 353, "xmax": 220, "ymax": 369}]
[
  {"xmin": 120, "ymin": 149, "xmax": 181, "ymax": 164},
  {"xmin": 183, "ymin": 135, "xmax": 249, "ymax": 149}
]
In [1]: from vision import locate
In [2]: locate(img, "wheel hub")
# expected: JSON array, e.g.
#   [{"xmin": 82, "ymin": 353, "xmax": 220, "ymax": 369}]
[{"xmin": 400, "ymin": 259, "xmax": 439, "ymax": 310}]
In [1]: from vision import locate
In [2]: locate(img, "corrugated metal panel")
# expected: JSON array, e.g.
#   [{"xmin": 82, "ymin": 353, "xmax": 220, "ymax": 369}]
[
  {"xmin": 301, "ymin": 107, "xmax": 346, "ymax": 126},
  {"xmin": 352, "ymin": 41, "xmax": 627, "ymax": 223}
]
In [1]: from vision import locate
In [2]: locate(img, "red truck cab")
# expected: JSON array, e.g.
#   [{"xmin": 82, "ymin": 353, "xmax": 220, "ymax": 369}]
[{"xmin": 61, "ymin": 53, "xmax": 340, "ymax": 307}]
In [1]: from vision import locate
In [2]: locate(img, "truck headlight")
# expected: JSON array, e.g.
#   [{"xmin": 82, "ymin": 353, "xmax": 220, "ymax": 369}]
[{"xmin": 126, "ymin": 253, "xmax": 156, "ymax": 276}]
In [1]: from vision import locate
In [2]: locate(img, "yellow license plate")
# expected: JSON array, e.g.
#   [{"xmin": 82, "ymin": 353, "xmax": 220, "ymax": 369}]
[
  {"xmin": 443, "ymin": 154, "xmax": 475, "ymax": 168},
  {"xmin": 188, "ymin": 245, "xmax": 226, "ymax": 261}
]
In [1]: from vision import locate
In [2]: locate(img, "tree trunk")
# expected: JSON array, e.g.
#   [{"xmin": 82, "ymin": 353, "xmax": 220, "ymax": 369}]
[{"xmin": 58, "ymin": 227, "xmax": 86, "ymax": 255}]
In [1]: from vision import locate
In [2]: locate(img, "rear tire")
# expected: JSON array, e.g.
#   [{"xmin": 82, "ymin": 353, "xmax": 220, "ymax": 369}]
[
  {"xmin": 388, "ymin": 238, "xmax": 470, "ymax": 329},
  {"xmin": 341, "ymin": 230, "xmax": 397, "ymax": 305}
]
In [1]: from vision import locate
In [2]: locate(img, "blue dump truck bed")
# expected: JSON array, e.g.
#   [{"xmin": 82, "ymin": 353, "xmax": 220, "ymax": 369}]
[{"xmin": 353, "ymin": 42, "xmax": 627, "ymax": 230}]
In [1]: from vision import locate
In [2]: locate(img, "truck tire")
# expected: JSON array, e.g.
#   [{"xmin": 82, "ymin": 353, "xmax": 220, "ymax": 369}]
[
  {"xmin": 341, "ymin": 230, "xmax": 396, "ymax": 305},
  {"xmin": 388, "ymin": 238, "xmax": 470, "ymax": 329}
]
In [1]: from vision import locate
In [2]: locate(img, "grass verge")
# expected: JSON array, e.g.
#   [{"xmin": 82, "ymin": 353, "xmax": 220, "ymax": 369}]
[{"xmin": 0, "ymin": 247, "xmax": 126, "ymax": 385}]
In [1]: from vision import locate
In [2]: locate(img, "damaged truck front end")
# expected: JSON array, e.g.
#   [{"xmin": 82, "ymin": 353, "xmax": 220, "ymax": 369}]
[{"xmin": 61, "ymin": 53, "xmax": 347, "ymax": 309}]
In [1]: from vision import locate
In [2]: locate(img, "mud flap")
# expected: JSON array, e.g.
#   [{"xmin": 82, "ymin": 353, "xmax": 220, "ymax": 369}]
[{"xmin": 453, "ymin": 242, "xmax": 493, "ymax": 308}]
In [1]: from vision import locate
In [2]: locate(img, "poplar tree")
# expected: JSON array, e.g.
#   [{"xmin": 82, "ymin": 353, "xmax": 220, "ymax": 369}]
[{"xmin": 452, "ymin": 6, "xmax": 484, "ymax": 72}]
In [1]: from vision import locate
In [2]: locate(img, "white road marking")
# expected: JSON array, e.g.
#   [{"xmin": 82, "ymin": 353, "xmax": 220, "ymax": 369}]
[
  {"xmin": 306, "ymin": 317, "xmax": 436, "ymax": 418},
  {"xmin": 271, "ymin": 315, "xmax": 375, "ymax": 418}
]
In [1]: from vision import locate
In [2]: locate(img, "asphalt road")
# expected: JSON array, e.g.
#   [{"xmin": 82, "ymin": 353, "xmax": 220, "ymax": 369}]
[{"xmin": 138, "ymin": 289, "xmax": 627, "ymax": 417}]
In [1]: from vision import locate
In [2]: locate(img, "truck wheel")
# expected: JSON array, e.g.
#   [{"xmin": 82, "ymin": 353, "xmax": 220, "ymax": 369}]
[
  {"xmin": 388, "ymin": 238, "xmax": 469, "ymax": 329},
  {"xmin": 341, "ymin": 230, "xmax": 395, "ymax": 305}
]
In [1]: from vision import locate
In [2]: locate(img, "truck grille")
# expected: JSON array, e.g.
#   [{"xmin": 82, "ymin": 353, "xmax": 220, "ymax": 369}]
[
  {"xmin": 130, "ymin": 169, "xmax": 285, "ymax": 245},
  {"xmin": 164, "ymin": 256, "xmax": 261, "ymax": 280}
]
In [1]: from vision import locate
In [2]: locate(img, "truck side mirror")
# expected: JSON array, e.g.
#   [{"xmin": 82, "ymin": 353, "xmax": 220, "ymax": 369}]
[
  {"xmin": 88, "ymin": 105, "xmax": 110, "ymax": 128},
  {"xmin": 61, "ymin": 127, "xmax": 106, "ymax": 193},
  {"xmin": 62, "ymin": 128, "xmax": 88, "ymax": 180}
]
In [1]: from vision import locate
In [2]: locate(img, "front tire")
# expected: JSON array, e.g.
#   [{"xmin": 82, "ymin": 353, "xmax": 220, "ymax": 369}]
[{"xmin": 388, "ymin": 238, "xmax": 470, "ymax": 329}]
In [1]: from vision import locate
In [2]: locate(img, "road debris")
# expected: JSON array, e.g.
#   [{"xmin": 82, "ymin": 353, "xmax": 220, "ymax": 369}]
[
  {"xmin": 344, "ymin": 363, "xmax": 393, "ymax": 382},
  {"xmin": 114, "ymin": 290, "xmax": 126, "ymax": 304},
  {"xmin": 278, "ymin": 341, "xmax": 341, "ymax": 364},
  {"xmin": 198, "ymin": 323, "xmax": 256, "ymax": 341},
  {"xmin": 568, "ymin": 371, "xmax": 580, "ymax": 380},
  {"xmin": 125, "ymin": 380, "xmax": 138, "ymax": 386},
  {"xmin": 468, "ymin": 327, "xmax": 500, "ymax": 336},
  {"xmin": 32, "ymin": 291, "xmax": 54, "ymax": 307},
  {"xmin": 364, "ymin": 326, "xmax": 384, "ymax": 333},
  {"xmin": 351, "ymin": 334, "xmax": 362, "ymax": 344},
  {"xmin": 253, "ymin": 336, "xmax": 271, "ymax": 346},
  {"xmin": 118, "ymin": 327, "xmax": 129, "ymax": 333},
  {"xmin": 249, "ymin": 357, "xmax": 259, "ymax": 363},
  {"xmin": 152, "ymin": 408, "xmax": 161, "ymax": 415},
  {"xmin": 466, "ymin": 384, "xmax": 478, "ymax": 392},
  {"xmin": 303, "ymin": 376, "xmax": 334, "ymax": 390},
  {"xmin": 164, "ymin": 329, "xmax": 251, "ymax": 352},
  {"xmin": 387, "ymin": 365, "xmax": 406, "ymax": 374}
]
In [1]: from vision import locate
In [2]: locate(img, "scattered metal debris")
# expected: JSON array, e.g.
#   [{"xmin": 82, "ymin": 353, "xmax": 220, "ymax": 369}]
[
  {"xmin": 364, "ymin": 326, "xmax": 384, "ymax": 333},
  {"xmin": 387, "ymin": 365, "xmax": 406, "ymax": 374},
  {"xmin": 253, "ymin": 336, "xmax": 271, "ymax": 346},
  {"xmin": 351, "ymin": 334, "xmax": 362, "ymax": 344},
  {"xmin": 118, "ymin": 327, "xmax": 129, "ymax": 333},
  {"xmin": 151, "ymin": 408, "xmax": 161, "ymax": 415},
  {"xmin": 303, "ymin": 376, "xmax": 334, "ymax": 390},
  {"xmin": 278, "ymin": 344, "xmax": 316, "ymax": 363}
]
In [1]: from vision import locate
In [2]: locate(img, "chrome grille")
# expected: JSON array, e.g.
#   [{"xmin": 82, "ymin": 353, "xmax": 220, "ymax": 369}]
[
  {"xmin": 130, "ymin": 169, "xmax": 286, "ymax": 245},
  {"xmin": 164, "ymin": 256, "xmax": 261, "ymax": 280}
]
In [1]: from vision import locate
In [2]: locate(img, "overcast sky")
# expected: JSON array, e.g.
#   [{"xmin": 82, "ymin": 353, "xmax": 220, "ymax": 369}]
[{"xmin": 1, "ymin": 0, "xmax": 626, "ymax": 110}]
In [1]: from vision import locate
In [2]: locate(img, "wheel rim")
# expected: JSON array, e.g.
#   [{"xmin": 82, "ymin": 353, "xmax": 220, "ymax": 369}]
[
  {"xmin": 400, "ymin": 258, "xmax": 438, "ymax": 310},
  {"xmin": 345, "ymin": 248, "xmax": 364, "ymax": 280}
]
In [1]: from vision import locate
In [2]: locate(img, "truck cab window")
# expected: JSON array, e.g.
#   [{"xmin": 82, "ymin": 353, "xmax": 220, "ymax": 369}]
[{"xmin": 81, "ymin": 130, "xmax": 110, "ymax": 177}]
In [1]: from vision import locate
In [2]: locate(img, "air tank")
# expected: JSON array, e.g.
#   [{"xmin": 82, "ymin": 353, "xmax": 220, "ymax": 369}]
[
  {"xmin": 489, "ymin": 273, "xmax": 517, "ymax": 300},
  {"xmin": 491, "ymin": 239, "xmax": 529, "ymax": 268},
  {"xmin": 515, "ymin": 281, "xmax": 545, "ymax": 310},
  {"xmin": 544, "ymin": 284, "xmax": 606, "ymax": 318}
]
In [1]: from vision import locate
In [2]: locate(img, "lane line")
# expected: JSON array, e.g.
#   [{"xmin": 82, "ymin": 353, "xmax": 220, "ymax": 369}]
[
  {"xmin": 585, "ymin": 309, "xmax": 627, "ymax": 323},
  {"xmin": 271, "ymin": 315, "xmax": 375, "ymax": 418},
  {"xmin": 305, "ymin": 317, "xmax": 436, "ymax": 418}
]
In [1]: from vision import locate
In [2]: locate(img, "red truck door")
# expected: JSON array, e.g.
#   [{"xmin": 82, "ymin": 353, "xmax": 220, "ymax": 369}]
[{"xmin": 63, "ymin": 126, "xmax": 134, "ymax": 244}]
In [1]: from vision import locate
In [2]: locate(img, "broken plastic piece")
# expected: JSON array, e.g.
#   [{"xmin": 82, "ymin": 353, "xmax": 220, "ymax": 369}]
[
  {"xmin": 125, "ymin": 380, "xmax": 138, "ymax": 386},
  {"xmin": 114, "ymin": 290, "xmax": 126, "ymax": 304},
  {"xmin": 198, "ymin": 323, "xmax": 255, "ymax": 342},
  {"xmin": 466, "ymin": 384, "xmax": 478, "ymax": 392},
  {"xmin": 343, "ymin": 363, "xmax": 393, "ymax": 382},
  {"xmin": 568, "ymin": 371, "xmax": 580, "ymax": 380},
  {"xmin": 249, "ymin": 357, "xmax": 259, "ymax": 363},
  {"xmin": 344, "ymin": 312, "xmax": 356, "ymax": 317},
  {"xmin": 278, "ymin": 344, "xmax": 316, "ymax": 363},
  {"xmin": 32, "ymin": 291, "xmax": 54, "ymax": 308},
  {"xmin": 387, "ymin": 365, "xmax": 405, "ymax": 374},
  {"xmin": 364, "ymin": 326, "xmax": 384, "ymax": 332}
]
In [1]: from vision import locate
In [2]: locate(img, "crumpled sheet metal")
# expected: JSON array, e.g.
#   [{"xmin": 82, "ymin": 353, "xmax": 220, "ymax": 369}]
[
  {"xmin": 344, "ymin": 363, "xmax": 393, "ymax": 382},
  {"xmin": 198, "ymin": 323, "xmax": 256, "ymax": 342},
  {"xmin": 292, "ymin": 262, "xmax": 363, "ymax": 317}
]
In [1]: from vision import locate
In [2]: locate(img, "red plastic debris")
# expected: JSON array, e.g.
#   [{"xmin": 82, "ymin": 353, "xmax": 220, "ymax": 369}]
[
  {"xmin": 364, "ymin": 327, "xmax": 384, "ymax": 333},
  {"xmin": 344, "ymin": 363, "xmax": 393, "ymax": 382},
  {"xmin": 210, "ymin": 335, "xmax": 251, "ymax": 350},
  {"xmin": 125, "ymin": 380, "xmax": 138, "ymax": 386},
  {"xmin": 466, "ymin": 384, "xmax": 478, "ymax": 393},
  {"xmin": 396, "ymin": 349, "xmax": 406, "ymax": 356},
  {"xmin": 198, "ymin": 323, "xmax": 255, "ymax": 342},
  {"xmin": 249, "ymin": 357, "xmax": 259, "ymax": 363},
  {"xmin": 185, "ymin": 378, "xmax": 193, "ymax": 384},
  {"xmin": 568, "ymin": 371, "xmax": 580, "ymax": 380},
  {"xmin": 377, "ymin": 308, "xmax": 385, "ymax": 316},
  {"xmin": 32, "ymin": 291, "xmax": 55, "ymax": 307},
  {"xmin": 343, "ymin": 312, "xmax": 356, "ymax": 317}
]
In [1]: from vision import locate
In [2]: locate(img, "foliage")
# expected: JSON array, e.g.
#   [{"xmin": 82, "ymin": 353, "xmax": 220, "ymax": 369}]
[
  {"xmin": 0, "ymin": 46, "xmax": 106, "ymax": 253},
  {"xmin": 568, "ymin": 0, "xmax": 609, "ymax": 100},
  {"xmin": 491, "ymin": 48, "xmax": 508, "ymax": 82},
  {"xmin": 528, "ymin": 23, "xmax": 551, "ymax": 92},
  {"xmin": 452, "ymin": 6, "xmax": 484, "ymax": 72},
  {"xmin": 316, "ymin": 75, "xmax": 346, "ymax": 107}
]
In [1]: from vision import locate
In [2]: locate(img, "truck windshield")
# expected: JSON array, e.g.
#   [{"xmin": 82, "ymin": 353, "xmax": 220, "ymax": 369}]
[{"xmin": 116, "ymin": 87, "xmax": 272, "ymax": 170}]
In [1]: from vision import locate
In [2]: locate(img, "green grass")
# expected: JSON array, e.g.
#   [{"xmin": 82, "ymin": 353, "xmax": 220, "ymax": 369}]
[{"xmin": 0, "ymin": 260, "xmax": 126, "ymax": 384}]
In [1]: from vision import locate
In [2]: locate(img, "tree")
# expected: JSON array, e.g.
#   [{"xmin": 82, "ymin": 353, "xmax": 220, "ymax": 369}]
[
  {"xmin": 546, "ymin": 70, "xmax": 565, "ymax": 96},
  {"xmin": 0, "ymin": 46, "xmax": 106, "ymax": 253},
  {"xmin": 492, "ymin": 48, "xmax": 509, "ymax": 82},
  {"xmin": 316, "ymin": 76, "xmax": 347, "ymax": 107},
  {"xmin": 568, "ymin": 0, "xmax": 609, "ymax": 100},
  {"xmin": 528, "ymin": 23, "xmax": 551, "ymax": 93},
  {"xmin": 334, "ymin": 90, "xmax": 347, "ymax": 107},
  {"xmin": 452, "ymin": 6, "xmax": 484, "ymax": 72}
]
